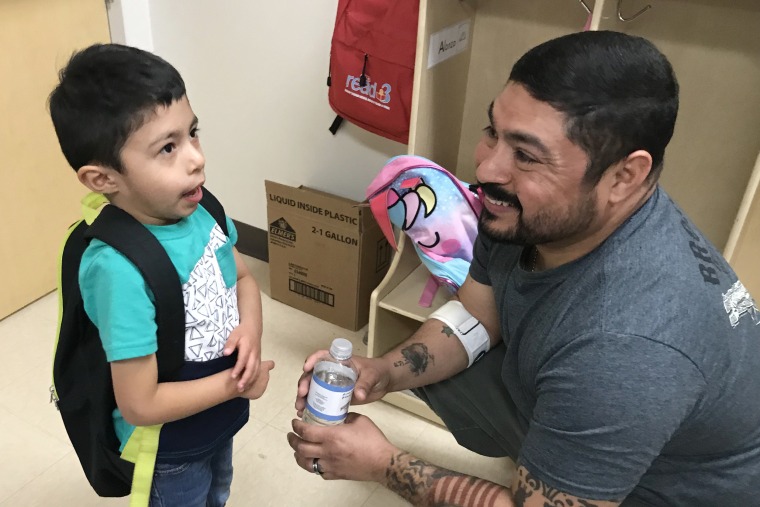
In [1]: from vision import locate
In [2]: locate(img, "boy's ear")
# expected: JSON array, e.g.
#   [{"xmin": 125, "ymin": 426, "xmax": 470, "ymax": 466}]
[
  {"xmin": 76, "ymin": 164, "xmax": 119, "ymax": 194},
  {"xmin": 605, "ymin": 150, "xmax": 653, "ymax": 205}
]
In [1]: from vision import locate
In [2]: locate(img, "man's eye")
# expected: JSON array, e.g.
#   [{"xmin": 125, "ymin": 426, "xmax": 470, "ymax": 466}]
[
  {"xmin": 482, "ymin": 125, "xmax": 497, "ymax": 139},
  {"xmin": 161, "ymin": 143, "xmax": 175, "ymax": 154},
  {"xmin": 515, "ymin": 150, "xmax": 537, "ymax": 165}
]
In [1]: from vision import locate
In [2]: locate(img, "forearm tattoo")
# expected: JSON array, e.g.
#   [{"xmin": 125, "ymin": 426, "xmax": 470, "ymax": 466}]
[
  {"xmin": 514, "ymin": 466, "xmax": 605, "ymax": 507},
  {"xmin": 385, "ymin": 452, "xmax": 506, "ymax": 507},
  {"xmin": 393, "ymin": 343, "xmax": 434, "ymax": 375}
]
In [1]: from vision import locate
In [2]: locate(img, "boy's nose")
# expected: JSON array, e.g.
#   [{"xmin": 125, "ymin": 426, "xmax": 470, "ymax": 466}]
[{"xmin": 188, "ymin": 144, "xmax": 205, "ymax": 173}]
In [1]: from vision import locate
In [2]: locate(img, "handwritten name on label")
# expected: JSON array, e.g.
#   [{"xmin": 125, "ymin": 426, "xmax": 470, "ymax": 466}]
[{"xmin": 428, "ymin": 20, "xmax": 470, "ymax": 69}]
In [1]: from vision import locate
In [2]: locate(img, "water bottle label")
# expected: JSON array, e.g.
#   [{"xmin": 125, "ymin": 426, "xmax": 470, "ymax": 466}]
[{"xmin": 305, "ymin": 364, "xmax": 356, "ymax": 422}]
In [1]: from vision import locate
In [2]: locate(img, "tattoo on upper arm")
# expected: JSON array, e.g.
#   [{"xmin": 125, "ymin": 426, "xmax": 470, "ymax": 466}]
[
  {"xmin": 442, "ymin": 325, "xmax": 456, "ymax": 337},
  {"xmin": 514, "ymin": 466, "xmax": 605, "ymax": 507},
  {"xmin": 386, "ymin": 452, "xmax": 504, "ymax": 507},
  {"xmin": 393, "ymin": 343, "xmax": 434, "ymax": 375}
]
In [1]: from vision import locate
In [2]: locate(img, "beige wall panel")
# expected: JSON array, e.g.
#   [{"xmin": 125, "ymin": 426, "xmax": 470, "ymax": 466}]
[
  {"xmin": 409, "ymin": 0, "xmax": 475, "ymax": 172},
  {"xmin": 725, "ymin": 153, "xmax": 760, "ymax": 298},
  {"xmin": 731, "ymin": 193, "xmax": 760, "ymax": 303},
  {"xmin": 730, "ymin": 192, "xmax": 760, "ymax": 299},
  {"xmin": 596, "ymin": 0, "xmax": 760, "ymax": 249},
  {"xmin": 455, "ymin": 0, "xmax": 590, "ymax": 182},
  {"xmin": 0, "ymin": 0, "xmax": 110, "ymax": 319}
]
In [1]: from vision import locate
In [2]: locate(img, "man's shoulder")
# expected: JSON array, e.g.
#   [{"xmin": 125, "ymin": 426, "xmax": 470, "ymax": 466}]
[
  {"xmin": 604, "ymin": 187, "xmax": 731, "ymax": 293},
  {"xmin": 590, "ymin": 190, "xmax": 750, "ymax": 367}
]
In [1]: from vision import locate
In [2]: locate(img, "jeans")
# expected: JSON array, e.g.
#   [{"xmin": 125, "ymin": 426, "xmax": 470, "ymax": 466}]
[{"xmin": 149, "ymin": 438, "xmax": 234, "ymax": 507}]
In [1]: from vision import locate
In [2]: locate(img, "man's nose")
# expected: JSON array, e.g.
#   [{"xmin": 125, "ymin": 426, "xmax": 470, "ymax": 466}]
[{"xmin": 475, "ymin": 141, "xmax": 512, "ymax": 185}]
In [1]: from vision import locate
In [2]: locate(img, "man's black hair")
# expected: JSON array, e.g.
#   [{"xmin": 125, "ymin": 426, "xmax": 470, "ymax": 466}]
[{"xmin": 509, "ymin": 31, "xmax": 679, "ymax": 185}]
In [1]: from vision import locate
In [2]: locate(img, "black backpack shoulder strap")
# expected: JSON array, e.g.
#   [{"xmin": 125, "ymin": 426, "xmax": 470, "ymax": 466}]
[
  {"xmin": 199, "ymin": 186, "xmax": 228, "ymax": 237},
  {"xmin": 85, "ymin": 206, "xmax": 184, "ymax": 381}
]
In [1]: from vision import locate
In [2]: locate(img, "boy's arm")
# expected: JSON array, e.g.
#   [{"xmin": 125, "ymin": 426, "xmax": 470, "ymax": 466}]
[
  {"xmin": 112, "ymin": 354, "xmax": 275, "ymax": 426},
  {"xmin": 111, "ymin": 354, "xmax": 238, "ymax": 426},
  {"xmin": 83, "ymin": 241, "xmax": 268, "ymax": 425},
  {"xmin": 223, "ymin": 247, "xmax": 264, "ymax": 390}
]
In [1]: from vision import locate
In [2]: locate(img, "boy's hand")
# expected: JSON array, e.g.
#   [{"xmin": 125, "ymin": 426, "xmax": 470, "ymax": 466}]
[
  {"xmin": 239, "ymin": 360, "xmax": 275, "ymax": 400},
  {"xmin": 224, "ymin": 322, "xmax": 262, "ymax": 391}
]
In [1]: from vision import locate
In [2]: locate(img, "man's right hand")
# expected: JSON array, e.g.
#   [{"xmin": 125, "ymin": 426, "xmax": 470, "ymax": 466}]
[{"xmin": 295, "ymin": 352, "xmax": 392, "ymax": 417}]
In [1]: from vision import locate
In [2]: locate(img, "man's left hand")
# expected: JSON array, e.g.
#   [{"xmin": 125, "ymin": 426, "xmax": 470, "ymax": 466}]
[{"xmin": 287, "ymin": 413, "xmax": 398, "ymax": 483}]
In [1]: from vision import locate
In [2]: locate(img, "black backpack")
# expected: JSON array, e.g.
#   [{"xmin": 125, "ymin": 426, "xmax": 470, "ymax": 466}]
[{"xmin": 51, "ymin": 188, "xmax": 227, "ymax": 497}]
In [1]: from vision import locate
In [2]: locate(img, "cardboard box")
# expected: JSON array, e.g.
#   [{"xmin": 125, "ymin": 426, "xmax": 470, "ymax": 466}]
[{"xmin": 265, "ymin": 180, "xmax": 392, "ymax": 330}]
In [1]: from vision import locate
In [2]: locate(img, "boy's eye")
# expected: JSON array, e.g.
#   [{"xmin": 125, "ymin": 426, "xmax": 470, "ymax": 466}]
[
  {"xmin": 161, "ymin": 143, "xmax": 175, "ymax": 154},
  {"xmin": 190, "ymin": 127, "xmax": 200, "ymax": 138}
]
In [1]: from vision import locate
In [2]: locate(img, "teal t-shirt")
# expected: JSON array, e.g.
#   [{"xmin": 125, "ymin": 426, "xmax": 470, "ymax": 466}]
[{"xmin": 79, "ymin": 204, "xmax": 239, "ymax": 448}]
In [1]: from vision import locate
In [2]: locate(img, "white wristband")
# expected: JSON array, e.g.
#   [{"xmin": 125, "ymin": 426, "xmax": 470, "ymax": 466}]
[{"xmin": 428, "ymin": 300, "xmax": 490, "ymax": 367}]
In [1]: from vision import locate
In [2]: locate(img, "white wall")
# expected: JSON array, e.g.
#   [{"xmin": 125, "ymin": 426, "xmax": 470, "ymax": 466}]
[
  {"xmin": 106, "ymin": 0, "xmax": 154, "ymax": 51},
  {"xmin": 109, "ymin": 0, "xmax": 406, "ymax": 229}
]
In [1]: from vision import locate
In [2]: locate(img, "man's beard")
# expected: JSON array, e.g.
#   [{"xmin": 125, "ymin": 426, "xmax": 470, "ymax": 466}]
[{"xmin": 478, "ymin": 182, "xmax": 598, "ymax": 246}]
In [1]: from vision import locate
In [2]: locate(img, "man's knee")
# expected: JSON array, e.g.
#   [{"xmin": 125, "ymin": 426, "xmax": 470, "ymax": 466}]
[{"xmin": 410, "ymin": 346, "xmax": 524, "ymax": 459}]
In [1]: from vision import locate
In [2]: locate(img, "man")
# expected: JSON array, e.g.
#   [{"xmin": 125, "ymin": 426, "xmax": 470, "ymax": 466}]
[{"xmin": 288, "ymin": 31, "xmax": 760, "ymax": 506}]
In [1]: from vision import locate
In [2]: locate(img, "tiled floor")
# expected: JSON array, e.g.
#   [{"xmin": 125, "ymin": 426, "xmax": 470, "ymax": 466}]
[{"xmin": 0, "ymin": 257, "xmax": 514, "ymax": 506}]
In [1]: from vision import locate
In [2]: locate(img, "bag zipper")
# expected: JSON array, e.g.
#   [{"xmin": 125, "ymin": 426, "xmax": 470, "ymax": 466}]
[
  {"xmin": 49, "ymin": 385, "xmax": 60, "ymax": 410},
  {"xmin": 359, "ymin": 53, "xmax": 368, "ymax": 87}
]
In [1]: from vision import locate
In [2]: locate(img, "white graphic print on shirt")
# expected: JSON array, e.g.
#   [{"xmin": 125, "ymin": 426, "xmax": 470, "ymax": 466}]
[
  {"xmin": 722, "ymin": 280, "xmax": 760, "ymax": 328},
  {"xmin": 183, "ymin": 225, "xmax": 239, "ymax": 361}
]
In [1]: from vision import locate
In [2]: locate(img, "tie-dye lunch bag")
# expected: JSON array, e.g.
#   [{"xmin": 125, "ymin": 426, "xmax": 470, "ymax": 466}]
[{"xmin": 366, "ymin": 155, "xmax": 482, "ymax": 306}]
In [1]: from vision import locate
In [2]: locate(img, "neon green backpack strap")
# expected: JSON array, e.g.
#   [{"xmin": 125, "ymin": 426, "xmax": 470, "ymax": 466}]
[
  {"xmin": 81, "ymin": 192, "xmax": 109, "ymax": 225},
  {"xmin": 121, "ymin": 424, "xmax": 163, "ymax": 507},
  {"xmin": 51, "ymin": 192, "xmax": 109, "ymax": 402}
]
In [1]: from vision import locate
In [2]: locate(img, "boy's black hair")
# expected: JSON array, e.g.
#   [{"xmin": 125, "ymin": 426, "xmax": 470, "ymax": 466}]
[
  {"xmin": 508, "ymin": 30, "xmax": 679, "ymax": 186},
  {"xmin": 49, "ymin": 43, "xmax": 186, "ymax": 173}
]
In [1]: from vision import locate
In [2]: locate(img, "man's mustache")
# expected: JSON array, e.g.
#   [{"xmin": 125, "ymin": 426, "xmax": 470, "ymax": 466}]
[{"xmin": 474, "ymin": 182, "xmax": 522, "ymax": 211}]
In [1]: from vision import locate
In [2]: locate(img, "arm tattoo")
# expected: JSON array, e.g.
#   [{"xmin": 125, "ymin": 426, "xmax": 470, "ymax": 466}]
[
  {"xmin": 441, "ymin": 325, "xmax": 456, "ymax": 338},
  {"xmin": 514, "ymin": 466, "xmax": 606, "ymax": 507},
  {"xmin": 385, "ymin": 452, "xmax": 506, "ymax": 507},
  {"xmin": 393, "ymin": 343, "xmax": 434, "ymax": 375},
  {"xmin": 432, "ymin": 475, "xmax": 503, "ymax": 507}
]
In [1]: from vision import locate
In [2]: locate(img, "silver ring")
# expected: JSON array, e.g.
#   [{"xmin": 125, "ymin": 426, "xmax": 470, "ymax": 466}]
[{"xmin": 312, "ymin": 458, "xmax": 323, "ymax": 476}]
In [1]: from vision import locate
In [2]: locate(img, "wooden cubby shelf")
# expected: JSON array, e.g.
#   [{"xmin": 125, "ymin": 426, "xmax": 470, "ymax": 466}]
[{"xmin": 368, "ymin": 0, "xmax": 760, "ymax": 423}]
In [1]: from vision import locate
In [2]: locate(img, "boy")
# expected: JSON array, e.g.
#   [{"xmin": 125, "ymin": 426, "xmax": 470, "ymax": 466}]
[{"xmin": 49, "ymin": 43, "xmax": 274, "ymax": 506}]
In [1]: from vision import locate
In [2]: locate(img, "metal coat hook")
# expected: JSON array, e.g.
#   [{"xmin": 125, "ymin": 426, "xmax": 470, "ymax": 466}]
[
  {"xmin": 577, "ymin": 0, "xmax": 592, "ymax": 14},
  {"xmin": 617, "ymin": 0, "xmax": 652, "ymax": 22}
]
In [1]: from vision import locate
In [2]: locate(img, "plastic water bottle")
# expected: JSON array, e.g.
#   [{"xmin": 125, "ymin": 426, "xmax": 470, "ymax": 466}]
[{"xmin": 303, "ymin": 338, "xmax": 358, "ymax": 426}]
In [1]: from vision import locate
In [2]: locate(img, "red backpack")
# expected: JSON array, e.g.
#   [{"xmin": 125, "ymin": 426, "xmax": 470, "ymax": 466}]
[{"xmin": 327, "ymin": 0, "xmax": 420, "ymax": 144}]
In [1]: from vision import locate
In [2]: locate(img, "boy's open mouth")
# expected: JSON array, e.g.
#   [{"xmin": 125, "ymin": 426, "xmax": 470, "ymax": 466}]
[{"xmin": 182, "ymin": 186, "xmax": 203, "ymax": 202}]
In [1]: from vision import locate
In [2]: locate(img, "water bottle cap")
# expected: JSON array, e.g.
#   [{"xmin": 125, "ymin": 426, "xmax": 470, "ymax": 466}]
[{"xmin": 330, "ymin": 338, "xmax": 353, "ymax": 360}]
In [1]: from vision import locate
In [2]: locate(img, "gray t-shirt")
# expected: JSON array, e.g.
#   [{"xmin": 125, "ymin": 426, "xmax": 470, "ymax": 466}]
[{"xmin": 470, "ymin": 186, "xmax": 760, "ymax": 505}]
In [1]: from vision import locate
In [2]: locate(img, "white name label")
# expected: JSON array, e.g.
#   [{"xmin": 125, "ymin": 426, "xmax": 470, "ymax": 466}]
[{"xmin": 427, "ymin": 20, "xmax": 470, "ymax": 69}]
